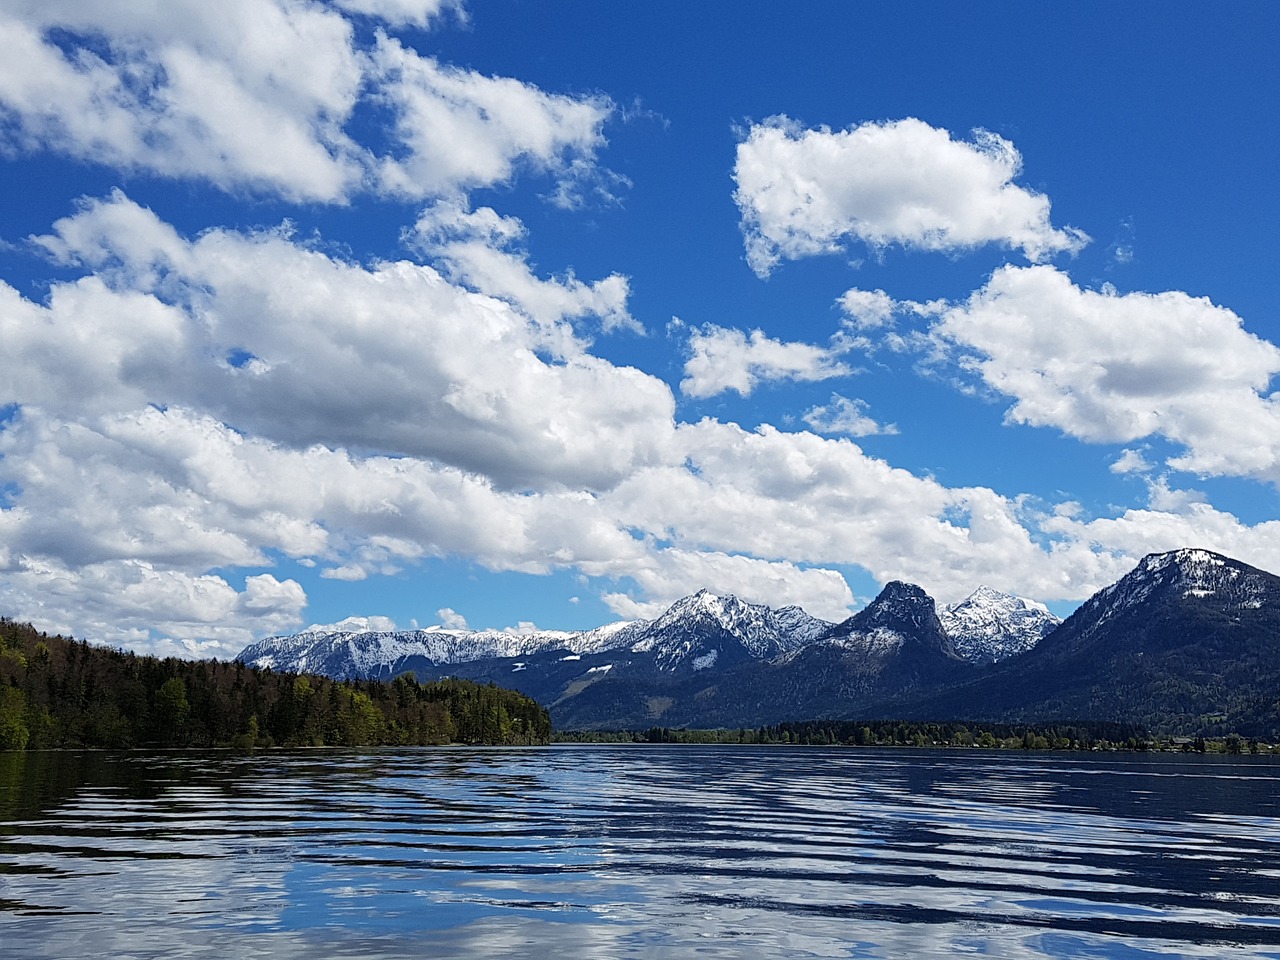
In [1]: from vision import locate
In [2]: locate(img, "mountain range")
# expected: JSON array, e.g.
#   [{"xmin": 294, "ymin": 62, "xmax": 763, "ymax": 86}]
[
  {"xmin": 237, "ymin": 549, "xmax": 1280, "ymax": 736},
  {"xmin": 898, "ymin": 548, "xmax": 1280, "ymax": 736}
]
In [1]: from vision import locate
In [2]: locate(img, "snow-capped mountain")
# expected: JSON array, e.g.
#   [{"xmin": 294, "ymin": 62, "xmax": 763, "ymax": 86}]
[
  {"xmin": 541, "ymin": 580, "xmax": 971, "ymax": 730},
  {"xmin": 906, "ymin": 548, "xmax": 1280, "ymax": 730},
  {"xmin": 1042, "ymin": 547, "xmax": 1275, "ymax": 661},
  {"xmin": 237, "ymin": 589, "xmax": 833, "ymax": 680},
  {"xmin": 940, "ymin": 586, "xmax": 1061, "ymax": 664},
  {"xmin": 1093, "ymin": 547, "xmax": 1269, "ymax": 614},
  {"xmin": 234, "ymin": 548, "xmax": 1280, "ymax": 733},
  {"xmin": 649, "ymin": 581, "xmax": 980, "ymax": 729},
  {"xmin": 236, "ymin": 621, "xmax": 635, "ymax": 680},
  {"xmin": 628, "ymin": 589, "xmax": 830, "ymax": 670},
  {"xmin": 805, "ymin": 581, "xmax": 957, "ymax": 661}
]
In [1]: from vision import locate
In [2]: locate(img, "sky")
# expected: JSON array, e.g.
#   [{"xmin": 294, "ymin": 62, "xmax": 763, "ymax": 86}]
[{"xmin": 1, "ymin": 0, "xmax": 1279, "ymax": 658}]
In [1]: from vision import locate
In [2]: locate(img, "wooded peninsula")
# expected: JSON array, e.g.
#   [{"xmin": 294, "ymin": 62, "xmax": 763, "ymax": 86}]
[{"xmin": 0, "ymin": 618, "xmax": 552, "ymax": 750}]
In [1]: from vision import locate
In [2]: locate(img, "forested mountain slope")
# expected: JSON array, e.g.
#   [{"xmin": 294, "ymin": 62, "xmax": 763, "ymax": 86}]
[
  {"xmin": 0, "ymin": 618, "xmax": 550, "ymax": 750},
  {"xmin": 895, "ymin": 550, "xmax": 1280, "ymax": 736}
]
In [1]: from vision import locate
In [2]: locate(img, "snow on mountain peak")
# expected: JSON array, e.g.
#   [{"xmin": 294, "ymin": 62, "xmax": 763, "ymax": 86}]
[
  {"xmin": 633, "ymin": 590, "xmax": 832, "ymax": 666},
  {"xmin": 239, "ymin": 588, "xmax": 838, "ymax": 678},
  {"xmin": 1070, "ymin": 548, "xmax": 1274, "ymax": 650},
  {"xmin": 1132, "ymin": 548, "xmax": 1266, "ymax": 607},
  {"xmin": 653, "ymin": 591, "xmax": 731, "ymax": 625},
  {"xmin": 940, "ymin": 586, "xmax": 1060, "ymax": 664},
  {"xmin": 240, "ymin": 581, "xmax": 1071, "ymax": 681}
]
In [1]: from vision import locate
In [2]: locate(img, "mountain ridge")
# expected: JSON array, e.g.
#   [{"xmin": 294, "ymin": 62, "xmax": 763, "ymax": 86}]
[
  {"xmin": 238, "ymin": 579, "xmax": 1057, "ymax": 731},
  {"xmin": 236, "ymin": 549, "xmax": 1280, "ymax": 736},
  {"xmin": 239, "ymin": 581, "xmax": 1046, "ymax": 678},
  {"xmin": 896, "ymin": 548, "xmax": 1280, "ymax": 735}
]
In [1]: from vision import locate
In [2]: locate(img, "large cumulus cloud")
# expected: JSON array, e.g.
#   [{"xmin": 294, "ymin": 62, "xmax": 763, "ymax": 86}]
[
  {"xmin": 0, "ymin": 0, "xmax": 611, "ymax": 202},
  {"xmin": 930, "ymin": 265, "xmax": 1280, "ymax": 483},
  {"xmin": 734, "ymin": 117, "xmax": 1088, "ymax": 277}
]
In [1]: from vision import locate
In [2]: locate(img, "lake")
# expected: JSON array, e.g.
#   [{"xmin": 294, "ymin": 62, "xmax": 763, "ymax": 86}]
[{"xmin": 2, "ymin": 746, "xmax": 1279, "ymax": 958}]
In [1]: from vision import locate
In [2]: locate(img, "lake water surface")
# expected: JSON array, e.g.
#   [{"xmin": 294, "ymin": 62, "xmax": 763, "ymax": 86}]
[{"xmin": 2, "ymin": 746, "xmax": 1279, "ymax": 958}]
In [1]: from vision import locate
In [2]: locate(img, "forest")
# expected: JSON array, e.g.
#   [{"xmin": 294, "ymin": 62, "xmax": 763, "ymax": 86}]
[
  {"xmin": 556, "ymin": 718, "xmax": 1270, "ymax": 753},
  {"xmin": 0, "ymin": 618, "xmax": 551, "ymax": 750}
]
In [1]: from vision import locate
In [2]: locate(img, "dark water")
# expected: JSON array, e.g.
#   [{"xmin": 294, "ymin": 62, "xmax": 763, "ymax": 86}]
[{"xmin": 2, "ymin": 747, "xmax": 1280, "ymax": 959}]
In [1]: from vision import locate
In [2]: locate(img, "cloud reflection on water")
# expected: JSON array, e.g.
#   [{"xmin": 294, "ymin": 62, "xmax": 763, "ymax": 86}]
[{"xmin": 3, "ymin": 747, "xmax": 1280, "ymax": 958}]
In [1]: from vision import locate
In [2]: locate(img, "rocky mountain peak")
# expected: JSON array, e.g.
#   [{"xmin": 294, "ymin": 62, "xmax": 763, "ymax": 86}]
[
  {"xmin": 238, "ymin": 549, "xmax": 1280, "ymax": 733},
  {"xmin": 635, "ymin": 589, "xmax": 831, "ymax": 667},
  {"xmin": 816, "ymin": 580, "xmax": 957, "ymax": 662},
  {"xmin": 1097, "ymin": 548, "xmax": 1270, "ymax": 616},
  {"xmin": 1033, "ymin": 548, "xmax": 1280, "ymax": 664},
  {"xmin": 940, "ymin": 585, "xmax": 1061, "ymax": 665},
  {"xmin": 653, "ymin": 589, "xmax": 730, "ymax": 625},
  {"xmin": 853, "ymin": 581, "xmax": 941, "ymax": 632},
  {"xmin": 966, "ymin": 584, "xmax": 1007, "ymax": 603}
]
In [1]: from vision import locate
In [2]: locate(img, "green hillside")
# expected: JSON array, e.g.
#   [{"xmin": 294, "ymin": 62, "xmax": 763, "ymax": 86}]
[{"xmin": 0, "ymin": 618, "xmax": 551, "ymax": 750}]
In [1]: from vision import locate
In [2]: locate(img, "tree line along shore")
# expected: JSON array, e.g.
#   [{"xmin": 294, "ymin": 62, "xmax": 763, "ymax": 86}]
[
  {"xmin": 4, "ymin": 616, "xmax": 1274, "ymax": 755},
  {"xmin": 0, "ymin": 618, "xmax": 551, "ymax": 750},
  {"xmin": 555, "ymin": 721, "xmax": 1278, "ymax": 754}
]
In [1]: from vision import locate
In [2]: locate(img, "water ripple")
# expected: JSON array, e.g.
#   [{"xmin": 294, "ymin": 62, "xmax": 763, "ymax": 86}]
[{"xmin": 2, "ymin": 746, "xmax": 1280, "ymax": 958}]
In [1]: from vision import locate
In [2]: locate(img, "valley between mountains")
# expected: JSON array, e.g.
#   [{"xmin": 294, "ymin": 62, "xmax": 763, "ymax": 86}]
[{"xmin": 238, "ymin": 549, "xmax": 1280, "ymax": 737}]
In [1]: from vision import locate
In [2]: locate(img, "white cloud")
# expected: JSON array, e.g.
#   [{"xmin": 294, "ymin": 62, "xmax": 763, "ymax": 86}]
[
  {"xmin": 411, "ymin": 199, "xmax": 638, "ymax": 333},
  {"xmin": 1144, "ymin": 479, "xmax": 1209, "ymax": 513},
  {"xmin": 0, "ymin": 1, "xmax": 613, "ymax": 203},
  {"xmin": 0, "ymin": 1, "xmax": 365, "ymax": 201},
  {"xmin": 331, "ymin": 0, "xmax": 462, "ymax": 28},
  {"xmin": 370, "ymin": 34, "xmax": 614, "ymax": 201},
  {"xmin": 931, "ymin": 265, "xmax": 1280, "ymax": 482},
  {"xmin": 436, "ymin": 607, "xmax": 468, "ymax": 630},
  {"xmin": 20, "ymin": 192, "xmax": 676, "ymax": 492},
  {"xmin": 0, "ymin": 552, "xmax": 305, "ymax": 660},
  {"xmin": 305, "ymin": 614, "xmax": 400, "ymax": 634},
  {"xmin": 6, "ymin": 305, "xmax": 1278, "ymax": 651},
  {"xmin": 605, "ymin": 419, "xmax": 1124, "ymax": 607},
  {"xmin": 8, "ymin": 0, "xmax": 1279, "ymax": 670},
  {"xmin": 734, "ymin": 117, "xmax": 1089, "ymax": 277},
  {"xmin": 540, "ymin": 156, "xmax": 633, "ymax": 212},
  {"xmin": 681, "ymin": 324, "xmax": 851, "ymax": 398},
  {"xmin": 320, "ymin": 564, "xmax": 372, "ymax": 582},
  {"xmin": 501, "ymin": 621, "xmax": 544, "ymax": 635},
  {"xmin": 837, "ymin": 287, "xmax": 898, "ymax": 329},
  {"xmin": 1042, "ymin": 479, "xmax": 1280, "ymax": 581},
  {"xmin": 0, "ymin": 410, "xmax": 308, "ymax": 574},
  {"xmin": 1110, "ymin": 448, "xmax": 1154, "ymax": 475},
  {"xmin": 0, "ymin": 357, "xmax": 1121, "ymax": 650},
  {"xmin": 803, "ymin": 395, "xmax": 897, "ymax": 437},
  {"xmin": 601, "ymin": 549, "xmax": 856, "ymax": 623},
  {"xmin": 0, "ymin": 402, "xmax": 649, "ymax": 650}
]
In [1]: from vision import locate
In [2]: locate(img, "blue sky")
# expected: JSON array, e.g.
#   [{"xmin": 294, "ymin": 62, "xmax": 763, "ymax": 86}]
[{"xmin": 1, "ymin": 0, "xmax": 1278, "ymax": 657}]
